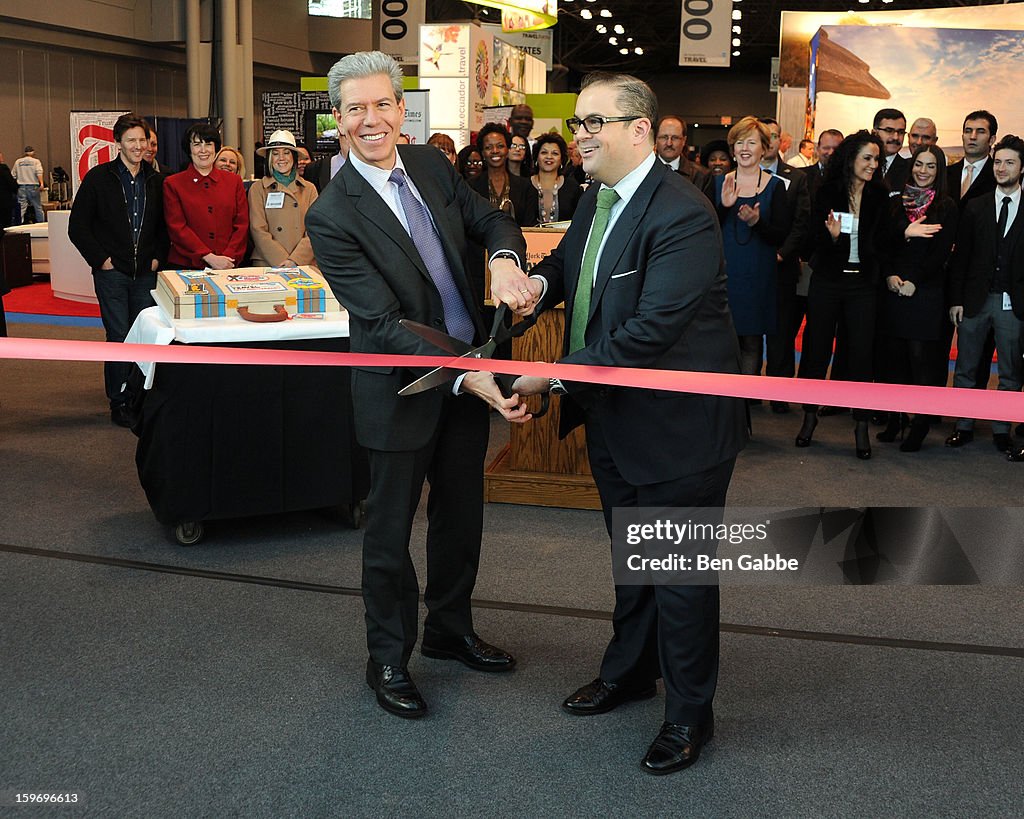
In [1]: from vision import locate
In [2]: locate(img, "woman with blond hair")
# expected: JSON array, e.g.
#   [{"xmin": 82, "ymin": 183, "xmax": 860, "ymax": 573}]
[
  {"xmin": 214, "ymin": 145, "xmax": 246, "ymax": 178},
  {"xmin": 715, "ymin": 116, "xmax": 790, "ymax": 383},
  {"xmin": 248, "ymin": 130, "xmax": 318, "ymax": 269}
]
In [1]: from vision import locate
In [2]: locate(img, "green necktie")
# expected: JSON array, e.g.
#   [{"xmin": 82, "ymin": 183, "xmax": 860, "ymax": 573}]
[{"xmin": 569, "ymin": 187, "xmax": 620, "ymax": 353}]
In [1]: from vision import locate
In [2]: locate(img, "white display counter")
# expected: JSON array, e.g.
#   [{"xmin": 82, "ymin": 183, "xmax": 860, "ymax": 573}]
[{"xmin": 45, "ymin": 210, "xmax": 97, "ymax": 304}]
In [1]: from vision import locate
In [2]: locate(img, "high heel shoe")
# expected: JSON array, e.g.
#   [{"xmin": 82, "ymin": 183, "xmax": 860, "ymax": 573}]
[
  {"xmin": 876, "ymin": 413, "xmax": 908, "ymax": 443},
  {"xmin": 795, "ymin": 412, "xmax": 818, "ymax": 448},
  {"xmin": 900, "ymin": 417, "xmax": 930, "ymax": 452},
  {"xmin": 855, "ymin": 421, "xmax": 872, "ymax": 460}
]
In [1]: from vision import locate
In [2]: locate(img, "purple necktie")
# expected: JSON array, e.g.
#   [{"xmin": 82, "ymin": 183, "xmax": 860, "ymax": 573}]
[{"xmin": 389, "ymin": 168, "xmax": 476, "ymax": 344}]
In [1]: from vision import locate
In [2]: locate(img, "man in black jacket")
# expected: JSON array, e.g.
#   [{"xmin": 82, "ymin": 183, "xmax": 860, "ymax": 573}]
[
  {"xmin": 69, "ymin": 114, "xmax": 168, "ymax": 426},
  {"xmin": 946, "ymin": 134, "xmax": 1024, "ymax": 454}
]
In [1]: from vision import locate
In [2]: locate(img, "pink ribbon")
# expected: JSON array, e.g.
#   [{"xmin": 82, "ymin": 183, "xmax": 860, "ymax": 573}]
[{"xmin": 1, "ymin": 336, "xmax": 1022, "ymax": 422}]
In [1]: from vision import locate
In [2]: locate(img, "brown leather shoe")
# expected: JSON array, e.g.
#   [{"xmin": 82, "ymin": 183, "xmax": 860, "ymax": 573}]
[
  {"xmin": 561, "ymin": 677, "xmax": 657, "ymax": 715},
  {"xmin": 640, "ymin": 720, "xmax": 714, "ymax": 775}
]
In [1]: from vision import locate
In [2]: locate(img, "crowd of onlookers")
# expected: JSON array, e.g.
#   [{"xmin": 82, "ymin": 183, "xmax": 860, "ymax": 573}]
[
  {"xmin": 693, "ymin": 107, "xmax": 1023, "ymax": 462},
  {"xmin": 13, "ymin": 100, "xmax": 1024, "ymax": 463}
]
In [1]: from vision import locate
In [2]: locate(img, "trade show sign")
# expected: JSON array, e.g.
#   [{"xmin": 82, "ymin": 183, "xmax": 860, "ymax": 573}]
[
  {"xmin": 69, "ymin": 111, "xmax": 129, "ymax": 198},
  {"xmin": 677, "ymin": 0, "xmax": 732, "ymax": 68}
]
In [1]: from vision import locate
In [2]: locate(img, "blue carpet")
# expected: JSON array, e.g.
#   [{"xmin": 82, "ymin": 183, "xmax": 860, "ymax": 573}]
[{"xmin": 7, "ymin": 312, "xmax": 104, "ymax": 328}]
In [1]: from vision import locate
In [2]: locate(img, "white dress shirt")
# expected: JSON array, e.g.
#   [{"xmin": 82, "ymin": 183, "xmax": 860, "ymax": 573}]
[
  {"xmin": 962, "ymin": 156, "xmax": 990, "ymax": 192},
  {"xmin": 995, "ymin": 186, "xmax": 1021, "ymax": 238}
]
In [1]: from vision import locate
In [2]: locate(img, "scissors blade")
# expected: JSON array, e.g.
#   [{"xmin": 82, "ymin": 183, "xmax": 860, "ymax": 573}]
[
  {"xmin": 398, "ymin": 345, "xmax": 491, "ymax": 396},
  {"xmin": 399, "ymin": 319, "xmax": 475, "ymax": 356}
]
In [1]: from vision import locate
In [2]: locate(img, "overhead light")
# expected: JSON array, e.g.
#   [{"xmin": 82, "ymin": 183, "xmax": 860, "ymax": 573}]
[
  {"xmin": 634, "ymin": 47, "xmax": 643, "ymax": 55},
  {"xmin": 626, "ymin": 36, "xmax": 633, "ymax": 42},
  {"xmin": 732, "ymin": 9, "xmax": 741, "ymax": 20},
  {"xmin": 596, "ymin": 23, "xmax": 607, "ymax": 32},
  {"xmin": 599, "ymin": 8, "xmax": 612, "ymax": 16},
  {"xmin": 580, "ymin": 8, "xmax": 592, "ymax": 18},
  {"xmin": 732, "ymin": 25, "xmax": 741, "ymax": 34},
  {"xmin": 732, "ymin": 49, "xmax": 741, "ymax": 56},
  {"xmin": 613, "ymin": 23, "xmax": 624, "ymax": 33},
  {"xmin": 732, "ymin": 38, "xmax": 740, "ymax": 46},
  {"xmin": 608, "ymin": 36, "xmax": 617, "ymax": 44},
  {"xmin": 619, "ymin": 48, "xmax": 629, "ymax": 55}
]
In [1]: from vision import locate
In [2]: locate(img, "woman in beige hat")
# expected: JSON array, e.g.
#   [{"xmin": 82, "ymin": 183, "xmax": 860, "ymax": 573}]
[{"xmin": 248, "ymin": 129, "xmax": 319, "ymax": 269}]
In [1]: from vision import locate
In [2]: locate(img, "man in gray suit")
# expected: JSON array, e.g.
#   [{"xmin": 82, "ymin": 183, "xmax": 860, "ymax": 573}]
[
  {"xmin": 306, "ymin": 52, "xmax": 534, "ymax": 720},
  {"xmin": 513, "ymin": 72, "xmax": 747, "ymax": 775}
]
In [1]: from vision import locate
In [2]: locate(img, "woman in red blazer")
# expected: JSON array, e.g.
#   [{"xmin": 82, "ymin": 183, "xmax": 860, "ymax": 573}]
[{"xmin": 163, "ymin": 123, "xmax": 248, "ymax": 269}]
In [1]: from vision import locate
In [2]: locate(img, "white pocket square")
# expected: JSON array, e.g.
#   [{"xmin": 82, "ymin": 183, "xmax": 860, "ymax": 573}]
[{"xmin": 610, "ymin": 269, "xmax": 637, "ymax": 280}]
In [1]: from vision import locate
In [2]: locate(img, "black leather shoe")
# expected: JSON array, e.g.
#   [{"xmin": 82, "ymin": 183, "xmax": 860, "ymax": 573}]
[
  {"xmin": 945, "ymin": 429, "xmax": 974, "ymax": 448},
  {"xmin": 795, "ymin": 412, "xmax": 818, "ymax": 448},
  {"xmin": 640, "ymin": 720, "xmax": 714, "ymax": 775},
  {"xmin": 770, "ymin": 401, "xmax": 791, "ymax": 414},
  {"xmin": 561, "ymin": 677, "xmax": 657, "ymax": 716},
  {"xmin": 421, "ymin": 633, "xmax": 516, "ymax": 672},
  {"xmin": 110, "ymin": 404, "xmax": 132, "ymax": 427},
  {"xmin": 993, "ymin": 433, "xmax": 1011, "ymax": 453},
  {"xmin": 1008, "ymin": 447, "xmax": 1024, "ymax": 462},
  {"xmin": 366, "ymin": 660, "xmax": 427, "ymax": 719}
]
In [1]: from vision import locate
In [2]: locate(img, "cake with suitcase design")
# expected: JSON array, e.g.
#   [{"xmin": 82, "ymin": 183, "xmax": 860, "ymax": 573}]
[{"xmin": 155, "ymin": 266, "xmax": 341, "ymax": 321}]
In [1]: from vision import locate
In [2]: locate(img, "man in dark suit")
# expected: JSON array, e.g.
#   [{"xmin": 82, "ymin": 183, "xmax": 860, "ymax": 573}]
[
  {"xmin": 947, "ymin": 111, "xmax": 998, "ymax": 210},
  {"xmin": 873, "ymin": 108, "xmax": 911, "ymax": 191},
  {"xmin": 945, "ymin": 134, "xmax": 1024, "ymax": 454},
  {"xmin": 513, "ymin": 72, "xmax": 747, "ymax": 775},
  {"xmin": 305, "ymin": 132, "xmax": 349, "ymax": 194},
  {"xmin": 803, "ymin": 129, "xmax": 843, "ymax": 208},
  {"xmin": 943, "ymin": 111, "xmax": 1000, "ymax": 391},
  {"xmin": 654, "ymin": 115, "xmax": 713, "ymax": 200},
  {"xmin": 759, "ymin": 118, "xmax": 810, "ymax": 412},
  {"xmin": 306, "ymin": 52, "xmax": 535, "ymax": 720}
]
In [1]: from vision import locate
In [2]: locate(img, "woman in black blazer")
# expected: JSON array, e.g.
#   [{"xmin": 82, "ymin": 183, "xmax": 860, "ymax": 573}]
[
  {"xmin": 530, "ymin": 132, "xmax": 582, "ymax": 224},
  {"xmin": 469, "ymin": 123, "xmax": 538, "ymax": 228},
  {"xmin": 876, "ymin": 144, "xmax": 958, "ymax": 452},
  {"xmin": 796, "ymin": 130, "xmax": 889, "ymax": 459}
]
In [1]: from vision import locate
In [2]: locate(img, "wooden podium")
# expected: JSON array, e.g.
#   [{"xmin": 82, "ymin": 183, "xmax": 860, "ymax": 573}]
[{"xmin": 483, "ymin": 228, "xmax": 601, "ymax": 510}]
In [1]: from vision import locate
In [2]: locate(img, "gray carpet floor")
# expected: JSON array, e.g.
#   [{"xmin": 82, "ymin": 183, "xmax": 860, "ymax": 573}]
[{"xmin": 2, "ymin": 320, "xmax": 1023, "ymax": 816}]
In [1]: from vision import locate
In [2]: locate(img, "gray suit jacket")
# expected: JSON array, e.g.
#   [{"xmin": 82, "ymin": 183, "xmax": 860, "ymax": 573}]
[{"xmin": 306, "ymin": 145, "xmax": 526, "ymax": 451}]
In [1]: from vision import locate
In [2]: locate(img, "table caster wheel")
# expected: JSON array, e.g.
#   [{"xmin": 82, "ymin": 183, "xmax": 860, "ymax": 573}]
[{"xmin": 175, "ymin": 521, "xmax": 204, "ymax": 546}]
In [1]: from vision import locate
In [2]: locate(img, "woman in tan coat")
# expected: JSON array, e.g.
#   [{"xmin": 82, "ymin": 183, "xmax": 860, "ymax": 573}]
[{"xmin": 248, "ymin": 130, "xmax": 318, "ymax": 268}]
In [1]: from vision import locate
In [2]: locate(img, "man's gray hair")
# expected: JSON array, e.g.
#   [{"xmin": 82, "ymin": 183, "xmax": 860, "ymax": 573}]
[
  {"xmin": 327, "ymin": 51, "xmax": 404, "ymax": 110},
  {"xmin": 580, "ymin": 72, "xmax": 658, "ymax": 142}
]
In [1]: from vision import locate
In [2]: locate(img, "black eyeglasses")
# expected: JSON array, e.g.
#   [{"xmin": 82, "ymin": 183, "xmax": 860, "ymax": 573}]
[
  {"xmin": 566, "ymin": 115, "xmax": 641, "ymax": 135},
  {"xmin": 876, "ymin": 127, "xmax": 906, "ymax": 137}
]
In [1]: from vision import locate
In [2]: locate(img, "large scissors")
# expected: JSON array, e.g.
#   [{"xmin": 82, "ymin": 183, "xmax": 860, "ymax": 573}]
[{"xmin": 397, "ymin": 304, "xmax": 549, "ymax": 418}]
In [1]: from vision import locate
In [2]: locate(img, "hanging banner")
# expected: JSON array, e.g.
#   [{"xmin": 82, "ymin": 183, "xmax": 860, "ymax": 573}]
[
  {"xmin": 402, "ymin": 89, "xmax": 430, "ymax": 144},
  {"xmin": 373, "ymin": 0, "xmax": 426, "ymax": 65},
  {"xmin": 69, "ymin": 111, "xmax": 129, "ymax": 198},
  {"xmin": 482, "ymin": 24, "xmax": 553, "ymax": 71},
  {"xmin": 677, "ymin": 0, "xmax": 732, "ymax": 68}
]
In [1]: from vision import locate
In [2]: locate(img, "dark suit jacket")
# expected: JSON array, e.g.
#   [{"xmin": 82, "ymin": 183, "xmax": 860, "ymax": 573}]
[
  {"xmin": 305, "ymin": 154, "xmax": 345, "ymax": 195},
  {"xmin": 884, "ymin": 155, "xmax": 911, "ymax": 192},
  {"xmin": 676, "ymin": 156, "xmax": 714, "ymax": 201},
  {"xmin": 807, "ymin": 180, "xmax": 889, "ymax": 284},
  {"xmin": 469, "ymin": 171, "xmax": 538, "ymax": 227},
  {"xmin": 770, "ymin": 160, "xmax": 811, "ymax": 267},
  {"xmin": 949, "ymin": 191, "xmax": 1024, "ymax": 320},
  {"xmin": 305, "ymin": 145, "xmax": 526, "ymax": 451},
  {"xmin": 946, "ymin": 157, "xmax": 996, "ymax": 211},
  {"xmin": 531, "ymin": 160, "xmax": 747, "ymax": 485}
]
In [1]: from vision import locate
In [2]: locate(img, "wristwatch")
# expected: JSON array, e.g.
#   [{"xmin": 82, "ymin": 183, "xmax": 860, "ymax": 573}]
[
  {"xmin": 549, "ymin": 378, "xmax": 567, "ymax": 396},
  {"xmin": 490, "ymin": 250, "xmax": 520, "ymax": 266}
]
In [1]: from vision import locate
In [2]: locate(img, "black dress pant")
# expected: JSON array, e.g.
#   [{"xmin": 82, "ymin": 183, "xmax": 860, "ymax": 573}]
[
  {"xmin": 361, "ymin": 392, "xmax": 489, "ymax": 667},
  {"xmin": 798, "ymin": 273, "xmax": 877, "ymax": 421},
  {"xmin": 92, "ymin": 267, "xmax": 157, "ymax": 406},
  {"xmin": 585, "ymin": 412, "xmax": 735, "ymax": 726}
]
